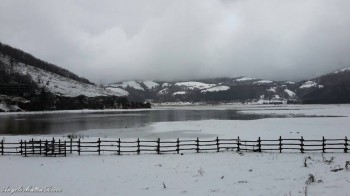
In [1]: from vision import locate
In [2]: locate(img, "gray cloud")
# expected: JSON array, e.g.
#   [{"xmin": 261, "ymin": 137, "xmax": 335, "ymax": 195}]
[{"xmin": 1, "ymin": 0, "xmax": 350, "ymax": 83}]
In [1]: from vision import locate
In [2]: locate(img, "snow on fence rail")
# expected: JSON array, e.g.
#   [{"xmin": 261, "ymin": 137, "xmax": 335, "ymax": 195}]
[{"xmin": 0, "ymin": 136, "xmax": 349, "ymax": 157}]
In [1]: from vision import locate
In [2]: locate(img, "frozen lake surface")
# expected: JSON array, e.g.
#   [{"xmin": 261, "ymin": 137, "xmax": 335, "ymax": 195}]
[
  {"xmin": 0, "ymin": 108, "xmax": 287, "ymax": 135},
  {"xmin": 0, "ymin": 104, "xmax": 349, "ymax": 139}
]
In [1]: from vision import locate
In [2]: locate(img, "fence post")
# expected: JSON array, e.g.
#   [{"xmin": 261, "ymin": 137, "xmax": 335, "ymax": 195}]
[
  {"xmin": 300, "ymin": 136, "xmax": 304, "ymax": 153},
  {"xmin": 216, "ymin": 137, "xmax": 220, "ymax": 152},
  {"xmin": 98, "ymin": 138, "xmax": 101, "ymax": 155},
  {"xmin": 257, "ymin": 137, "xmax": 261, "ymax": 152},
  {"xmin": 59, "ymin": 139, "xmax": 61, "ymax": 154},
  {"xmin": 118, "ymin": 138, "xmax": 121, "ymax": 155},
  {"xmin": 78, "ymin": 139, "xmax": 81, "ymax": 155},
  {"xmin": 24, "ymin": 140, "xmax": 27, "ymax": 157},
  {"xmin": 345, "ymin": 136, "xmax": 348, "ymax": 153},
  {"xmin": 322, "ymin": 136, "xmax": 326, "ymax": 153},
  {"xmin": 137, "ymin": 138, "xmax": 140, "ymax": 155},
  {"xmin": 176, "ymin": 138, "xmax": 180, "ymax": 154},
  {"xmin": 1, "ymin": 139, "xmax": 3, "ymax": 155},
  {"xmin": 237, "ymin": 136, "xmax": 240, "ymax": 152},
  {"xmin": 45, "ymin": 140, "xmax": 48, "ymax": 156},
  {"xmin": 32, "ymin": 138, "xmax": 34, "ymax": 155},
  {"xmin": 196, "ymin": 138, "xmax": 199, "ymax": 153},
  {"xmin": 39, "ymin": 139, "xmax": 42, "ymax": 155},
  {"xmin": 157, "ymin": 138, "xmax": 160, "ymax": 154},
  {"xmin": 70, "ymin": 138, "xmax": 73, "ymax": 154},
  {"xmin": 279, "ymin": 136, "xmax": 282, "ymax": 153},
  {"xmin": 64, "ymin": 141, "xmax": 67, "ymax": 157},
  {"xmin": 20, "ymin": 140, "xmax": 23, "ymax": 155},
  {"xmin": 52, "ymin": 137, "xmax": 55, "ymax": 156}
]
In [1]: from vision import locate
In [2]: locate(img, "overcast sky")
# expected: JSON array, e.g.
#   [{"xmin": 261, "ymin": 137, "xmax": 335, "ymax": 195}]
[{"xmin": 1, "ymin": 0, "xmax": 350, "ymax": 83}]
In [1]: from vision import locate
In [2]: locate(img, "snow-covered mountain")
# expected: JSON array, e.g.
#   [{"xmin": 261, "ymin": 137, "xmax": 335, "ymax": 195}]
[
  {"xmin": 105, "ymin": 77, "xmax": 298, "ymax": 103},
  {"xmin": 0, "ymin": 51, "xmax": 124, "ymax": 98},
  {"xmin": 297, "ymin": 66, "xmax": 350, "ymax": 104},
  {"xmin": 106, "ymin": 67, "xmax": 350, "ymax": 104},
  {"xmin": 2, "ymin": 42, "xmax": 349, "ymax": 105},
  {"xmin": 0, "ymin": 42, "xmax": 138, "ymax": 111}
]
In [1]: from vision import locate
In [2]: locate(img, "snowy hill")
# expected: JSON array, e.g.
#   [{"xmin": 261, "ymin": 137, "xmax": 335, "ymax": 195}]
[
  {"xmin": 175, "ymin": 81, "xmax": 216, "ymax": 90},
  {"xmin": 108, "ymin": 66, "xmax": 350, "ymax": 104},
  {"xmin": 298, "ymin": 67, "xmax": 350, "ymax": 104},
  {"xmin": 0, "ymin": 54, "xmax": 123, "ymax": 97},
  {"xmin": 106, "ymin": 77, "xmax": 298, "ymax": 103}
]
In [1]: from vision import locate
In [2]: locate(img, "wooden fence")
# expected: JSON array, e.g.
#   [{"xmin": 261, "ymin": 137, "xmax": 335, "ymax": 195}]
[{"xmin": 0, "ymin": 136, "xmax": 348, "ymax": 157}]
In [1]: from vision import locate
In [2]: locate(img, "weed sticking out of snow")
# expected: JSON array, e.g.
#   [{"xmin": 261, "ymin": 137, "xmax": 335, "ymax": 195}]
[
  {"xmin": 305, "ymin": 174, "xmax": 316, "ymax": 185},
  {"xmin": 345, "ymin": 161, "xmax": 350, "ymax": 170},
  {"xmin": 330, "ymin": 165, "xmax": 344, "ymax": 172},
  {"xmin": 304, "ymin": 156, "xmax": 311, "ymax": 167},
  {"xmin": 197, "ymin": 168, "xmax": 205, "ymax": 176},
  {"xmin": 322, "ymin": 153, "xmax": 335, "ymax": 164}
]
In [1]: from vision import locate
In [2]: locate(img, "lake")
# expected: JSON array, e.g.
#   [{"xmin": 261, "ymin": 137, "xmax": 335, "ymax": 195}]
[{"xmin": 0, "ymin": 105, "xmax": 341, "ymax": 137}]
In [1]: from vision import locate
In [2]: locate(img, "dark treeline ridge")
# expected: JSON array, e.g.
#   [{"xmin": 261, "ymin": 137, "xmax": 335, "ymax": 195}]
[
  {"xmin": 14, "ymin": 93, "xmax": 151, "ymax": 111},
  {"xmin": 0, "ymin": 42, "xmax": 93, "ymax": 85}
]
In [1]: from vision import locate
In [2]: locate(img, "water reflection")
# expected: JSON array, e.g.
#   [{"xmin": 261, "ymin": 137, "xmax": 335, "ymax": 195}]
[{"xmin": 0, "ymin": 109, "xmax": 295, "ymax": 135}]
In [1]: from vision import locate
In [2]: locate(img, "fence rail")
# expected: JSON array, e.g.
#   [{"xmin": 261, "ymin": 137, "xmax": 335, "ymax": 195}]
[{"xmin": 0, "ymin": 136, "xmax": 348, "ymax": 157}]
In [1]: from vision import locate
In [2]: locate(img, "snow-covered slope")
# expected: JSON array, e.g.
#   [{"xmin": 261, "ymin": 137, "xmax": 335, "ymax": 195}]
[
  {"xmin": 175, "ymin": 82, "xmax": 216, "ymax": 90},
  {"xmin": 108, "ymin": 78, "xmax": 297, "ymax": 103},
  {"xmin": 299, "ymin": 81, "xmax": 324, "ymax": 89},
  {"xmin": 334, "ymin": 67, "xmax": 350, "ymax": 74},
  {"xmin": 107, "ymin": 67, "xmax": 350, "ymax": 103},
  {"xmin": 110, "ymin": 80, "xmax": 160, "ymax": 91},
  {"xmin": 143, "ymin": 81, "xmax": 159, "ymax": 89},
  {"xmin": 172, "ymin": 91, "xmax": 187, "ymax": 96},
  {"xmin": 254, "ymin": 80, "xmax": 273, "ymax": 84},
  {"xmin": 158, "ymin": 88, "xmax": 169, "ymax": 95},
  {"xmin": 236, "ymin": 77, "xmax": 256, "ymax": 81},
  {"xmin": 0, "ymin": 55, "xmax": 123, "ymax": 97},
  {"xmin": 284, "ymin": 89, "xmax": 296, "ymax": 97},
  {"xmin": 105, "ymin": 87, "xmax": 129, "ymax": 96},
  {"xmin": 201, "ymin": 86, "xmax": 230, "ymax": 93},
  {"xmin": 113, "ymin": 81, "xmax": 145, "ymax": 91}
]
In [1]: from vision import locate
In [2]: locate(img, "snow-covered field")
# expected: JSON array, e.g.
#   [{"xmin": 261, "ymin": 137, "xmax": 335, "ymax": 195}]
[
  {"xmin": 1, "ymin": 104, "xmax": 350, "ymax": 196},
  {"xmin": 1, "ymin": 152, "xmax": 349, "ymax": 196}
]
